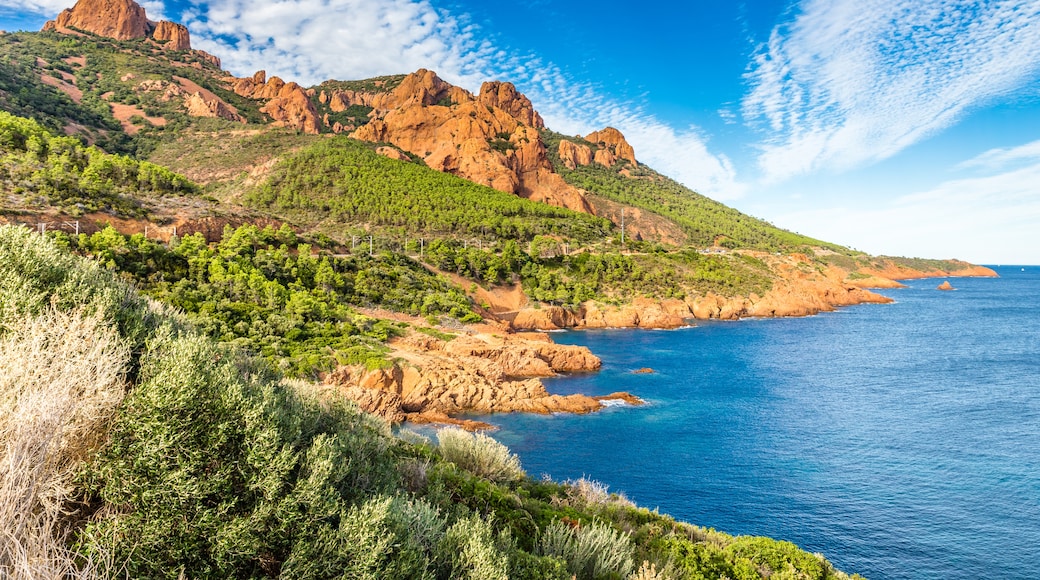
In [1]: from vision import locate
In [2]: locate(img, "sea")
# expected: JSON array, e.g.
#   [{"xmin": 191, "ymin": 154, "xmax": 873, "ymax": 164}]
[{"xmin": 484, "ymin": 266, "xmax": 1040, "ymax": 580}]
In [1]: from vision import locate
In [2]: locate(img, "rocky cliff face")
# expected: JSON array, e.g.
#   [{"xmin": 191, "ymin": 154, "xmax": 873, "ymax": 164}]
[
  {"xmin": 45, "ymin": 0, "xmax": 194, "ymax": 52},
  {"xmin": 228, "ymin": 70, "xmax": 321, "ymax": 134},
  {"xmin": 150, "ymin": 20, "xmax": 190, "ymax": 51},
  {"xmin": 329, "ymin": 69, "xmax": 593, "ymax": 213}
]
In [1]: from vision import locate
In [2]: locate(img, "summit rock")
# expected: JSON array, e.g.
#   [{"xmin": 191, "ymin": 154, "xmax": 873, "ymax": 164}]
[{"xmin": 44, "ymin": 0, "xmax": 196, "ymax": 52}]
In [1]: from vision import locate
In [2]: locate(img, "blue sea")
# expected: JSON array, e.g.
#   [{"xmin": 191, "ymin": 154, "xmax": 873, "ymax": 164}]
[{"xmin": 486, "ymin": 267, "xmax": 1040, "ymax": 580}]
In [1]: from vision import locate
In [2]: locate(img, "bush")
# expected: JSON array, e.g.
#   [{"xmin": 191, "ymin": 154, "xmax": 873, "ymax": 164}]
[
  {"xmin": 538, "ymin": 519, "xmax": 635, "ymax": 580},
  {"xmin": 437, "ymin": 428, "xmax": 525, "ymax": 484},
  {"xmin": 0, "ymin": 309, "xmax": 127, "ymax": 579},
  {"xmin": 436, "ymin": 515, "xmax": 509, "ymax": 580}
]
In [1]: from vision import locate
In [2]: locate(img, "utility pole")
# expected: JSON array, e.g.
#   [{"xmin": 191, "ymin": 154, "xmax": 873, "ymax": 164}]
[
  {"xmin": 369, "ymin": 236, "xmax": 373, "ymax": 257},
  {"xmin": 621, "ymin": 208, "xmax": 625, "ymax": 245},
  {"xmin": 419, "ymin": 238, "xmax": 424, "ymax": 259}
]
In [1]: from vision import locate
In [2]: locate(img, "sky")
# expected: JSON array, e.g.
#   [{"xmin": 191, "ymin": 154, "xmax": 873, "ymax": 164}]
[{"xmin": 3, "ymin": 0, "xmax": 1040, "ymax": 264}]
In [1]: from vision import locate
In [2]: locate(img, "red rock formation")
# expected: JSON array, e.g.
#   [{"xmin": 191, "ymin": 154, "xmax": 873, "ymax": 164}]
[
  {"xmin": 323, "ymin": 330, "xmax": 625, "ymax": 429},
  {"xmin": 48, "ymin": 0, "xmax": 149, "ymax": 40},
  {"xmin": 558, "ymin": 139, "xmax": 593, "ymax": 169},
  {"xmin": 375, "ymin": 146, "xmax": 410, "ymax": 161},
  {"xmin": 478, "ymin": 81, "xmax": 544, "ymax": 128},
  {"xmin": 229, "ymin": 71, "xmax": 320, "ymax": 134},
  {"xmin": 351, "ymin": 70, "xmax": 592, "ymax": 213},
  {"xmin": 151, "ymin": 20, "xmax": 190, "ymax": 51},
  {"xmin": 585, "ymin": 127, "xmax": 637, "ymax": 166},
  {"xmin": 44, "ymin": 0, "xmax": 194, "ymax": 51},
  {"xmin": 937, "ymin": 280, "xmax": 955, "ymax": 291},
  {"xmin": 183, "ymin": 92, "xmax": 245, "ymax": 123}
]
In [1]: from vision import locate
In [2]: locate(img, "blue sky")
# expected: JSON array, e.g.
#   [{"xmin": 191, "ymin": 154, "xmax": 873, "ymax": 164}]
[{"xmin": 4, "ymin": 0, "xmax": 1040, "ymax": 264}]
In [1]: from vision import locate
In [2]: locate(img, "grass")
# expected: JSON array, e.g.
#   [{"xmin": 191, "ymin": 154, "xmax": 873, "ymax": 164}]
[{"xmin": 437, "ymin": 428, "xmax": 526, "ymax": 484}]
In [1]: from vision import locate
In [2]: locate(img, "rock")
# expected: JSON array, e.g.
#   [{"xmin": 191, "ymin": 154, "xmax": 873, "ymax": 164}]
[
  {"xmin": 937, "ymin": 280, "xmax": 955, "ymax": 291},
  {"xmin": 350, "ymin": 69, "xmax": 593, "ymax": 214},
  {"xmin": 183, "ymin": 92, "xmax": 246, "ymax": 123},
  {"xmin": 584, "ymin": 127, "xmax": 637, "ymax": 166},
  {"xmin": 45, "ymin": 0, "xmax": 193, "ymax": 51},
  {"xmin": 323, "ymin": 329, "xmax": 626, "ymax": 427},
  {"xmin": 258, "ymin": 80, "xmax": 321, "ymax": 134},
  {"xmin": 375, "ymin": 146, "xmax": 410, "ymax": 161},
  {"xmin": 558, "ymin": 139, "xmax": 593, "ymax": 169},
  {"xmin": 151, "ymin": 20, "xmax": 190, "ymax": 50},
  {"xmin": 478, "ymin": 81, "xmax": 544, "ymax": 128},
  {"xmin": 633, "ymin": 368, "xmax": 655, "ymax": 374},
  {"xmin": 49, "ymin": 0, "xmax": 150, "ymax": 40},
  {"xmin": 596, "ymin": 392, "xmax": 645, "ymax": 406}
]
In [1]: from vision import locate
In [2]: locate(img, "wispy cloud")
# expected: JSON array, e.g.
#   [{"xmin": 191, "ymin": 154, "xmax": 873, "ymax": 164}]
[
  {"xmin": 743, "ymin": 0, "xmax": 1040, "ymax": 183},
  {"xmin": 0, "ymin": 0, "xmax": 76, "ymax": 16},
  {"xmin": 176, "ymin": 0, "xmax": 742, "ymax": 200},
  {"xmin": 957, "ymin": 139, "xmax": 1040, "ymax": 171},
  {"xmin": 773, "ymin": 158, "xmax": 1040, "ymax": 263}
]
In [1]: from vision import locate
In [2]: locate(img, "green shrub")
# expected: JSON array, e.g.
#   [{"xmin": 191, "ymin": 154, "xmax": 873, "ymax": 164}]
[
  {"xmin": 538, "ymin": 519, "xmax": 635, "ymax": 580},
  {"xmin": 436, "ymin": 515, "xmax": 509, "ymax": 580},
  {"xmin": 437, "ymin": 428, "xmax": 525, "ymax": 484}
]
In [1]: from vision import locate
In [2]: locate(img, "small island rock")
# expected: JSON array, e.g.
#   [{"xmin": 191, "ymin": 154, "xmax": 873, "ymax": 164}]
[{"xmin": 937, "ymin": 280, "xmax": 955, "ymax": 291}]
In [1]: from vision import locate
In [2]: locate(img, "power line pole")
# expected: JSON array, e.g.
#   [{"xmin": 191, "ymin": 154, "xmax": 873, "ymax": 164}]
[{"xmin": 621, "ymin": 208, "xmax": 625, "ymax": 245}]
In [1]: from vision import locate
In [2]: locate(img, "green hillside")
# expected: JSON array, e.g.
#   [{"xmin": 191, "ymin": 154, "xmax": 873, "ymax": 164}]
[{"xmin": 541, "ymin": 130, "xmax": 844, "ymax": 254}]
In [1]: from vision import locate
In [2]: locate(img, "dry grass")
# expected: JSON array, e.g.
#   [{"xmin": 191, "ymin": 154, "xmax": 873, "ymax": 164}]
[{"xmin": 0, "ymin": 309, "xmax": 129, "ymax": 579}]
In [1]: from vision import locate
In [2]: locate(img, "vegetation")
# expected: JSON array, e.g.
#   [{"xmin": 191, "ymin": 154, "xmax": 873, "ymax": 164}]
[
  {"xmin": 0, "ymin": 112, "xmax": 197, "ymax": 217},
  {"xmin": 542, "ymin": 130, "xmax": 844, "ymax": 254},
  {"xmin": 244, "ymin": 137, "xmax": 612, "ymax": 242},
  {"xmin": 1, "ymin": 226, "xmax": 863, "ymax": 579},
  {"xmin": 58, "ymin": 223, "xmax": 478, "ymax": 377}
]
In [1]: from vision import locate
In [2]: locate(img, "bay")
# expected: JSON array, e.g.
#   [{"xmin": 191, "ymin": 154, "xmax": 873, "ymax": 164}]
[{"xmin": 486, "ymin": 267, "xmax": 1040, "ymax": 580}]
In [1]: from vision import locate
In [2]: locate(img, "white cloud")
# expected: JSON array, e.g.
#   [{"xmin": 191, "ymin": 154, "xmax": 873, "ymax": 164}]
[
  {"xmin": 958, "ymin": 139, "xmax": 1040, "ymax": 171},
  {"xmin": 743, "ymin": 0, "xmax": 1040, "ymax": 183},
  {"xmin": 0, "ymin": 0, "xmax": 74, "ymax": 16},
  {"xmin": 771, "ymin": 159, "xmax": 1040, "ymax": 264}
]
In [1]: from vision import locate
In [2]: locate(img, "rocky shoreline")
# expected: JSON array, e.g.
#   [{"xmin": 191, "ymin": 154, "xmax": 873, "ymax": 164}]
[{"xmin": 324, "ymin": 330, "xmax": 642, "ymax": 431}]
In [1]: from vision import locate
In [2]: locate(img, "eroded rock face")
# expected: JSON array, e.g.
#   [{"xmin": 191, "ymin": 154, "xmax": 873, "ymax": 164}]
[
  {"xmin": 50, "ymin": 0, "xmax": 149, "ymax": 40},
  {"xmin": 45, "ymin": 0, "xmax": 194, "ymax": 51},
  {"xmin": 478, "ymin": 81, "xmax": 544, "ymax": 129},
  {"xmin": 151, "ymin": 20, "xmax": 190, "ymax": 51},
  {"xmin": 348, "ymin": 69, "xmax": 593, "ymax": 213},
  {"xmin": 559, "ymin": 139, "xmax": 593, "ymax": 170},
  {"xmin": 183, "ymin": 92, "xmax": 245, "ymax": 123},
  {"xmin": 229, "ymin": 71, "xmax": 320, "ymax": 134},
  {"xmin": 585, "ymin": 127, "xmax": 637, "ymax": 166},
  {"xmin": 324, "ymin": 330, "xmax": 630, "ymax": 430}
]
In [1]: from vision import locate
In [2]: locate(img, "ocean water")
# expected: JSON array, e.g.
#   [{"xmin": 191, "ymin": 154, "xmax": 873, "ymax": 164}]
[{"xmin": 485, "ymin": 267, "xmax": 1040, "ymax": 580}]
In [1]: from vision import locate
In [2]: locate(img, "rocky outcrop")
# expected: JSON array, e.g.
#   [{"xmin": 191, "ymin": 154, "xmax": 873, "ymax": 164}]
[
  {"xmin": 229, "ymin": 71, "xmax": 320, "ymax": 134},
  {"xmin": 324, "ymin": 330, "xmax": 636, "ymax": 430},
  {"xmin": 478, "ymin": 81, "xmax": 544, "ymax": 129},
  {"xmin": 375, "ymin": 146, "xmax": 410, "ymax": 161},
  {"xmin": 48, "ymin": 0, "xmax": 149, "ymax": 40},
  {"xmin": 558, "ymin": 140, "xmax": 593, "ymax": 170},
  {"xmin": 344, "ymin": 69, "xmax": 592, "ymax": 213},
  {"xmin": 183, "ymin": 92, "xmax": 246, "ymax": 123},
  {"xmin": 937, "ymin": 280, "xmax": 955, "ymax": 291},
  {"xmin": 150, "ymin": 20, "xmax": 190, "ymax": 51},
  {"xmin": 585, "ymin": 127, "xmax": 637, "ymax": 167},
  {"xmin": 44, "ymin": 0, "xmax": 194, "ymax": 51}
]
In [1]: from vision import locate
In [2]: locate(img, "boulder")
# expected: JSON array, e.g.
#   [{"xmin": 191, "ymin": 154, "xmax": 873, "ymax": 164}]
[{"xmin": 937, "ymin": 280, "xmax": 955, "ymax": 291}]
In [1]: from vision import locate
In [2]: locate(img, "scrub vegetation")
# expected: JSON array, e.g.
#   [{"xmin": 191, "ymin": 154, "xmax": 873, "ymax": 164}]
[{"xmin": 0, "ymin": 225, "xmax": 865, "ymax": 579}]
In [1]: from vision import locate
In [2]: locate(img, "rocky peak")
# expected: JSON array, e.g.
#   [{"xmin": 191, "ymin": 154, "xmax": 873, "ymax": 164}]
[
  {"xmin": 227, "ymin": 70, "xmax": 320, "ymax": 134},
  {"xmin": 44, "ymin": 0, "xmax": 194, "ymax": 51},
  {"xmin": 151, "ymin": 20, "xmax": 190, "ymax": 51},
  {"xmin": 478, "ymin": 81, "xmax": 544, "ymax": 129},
  {"xmin": 584, "ymin": 127, "xmax": 637, "ymax": 166},
  {"xmin": 389, "ymin": 68, "xmax": 464, "ymax": 107}
]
